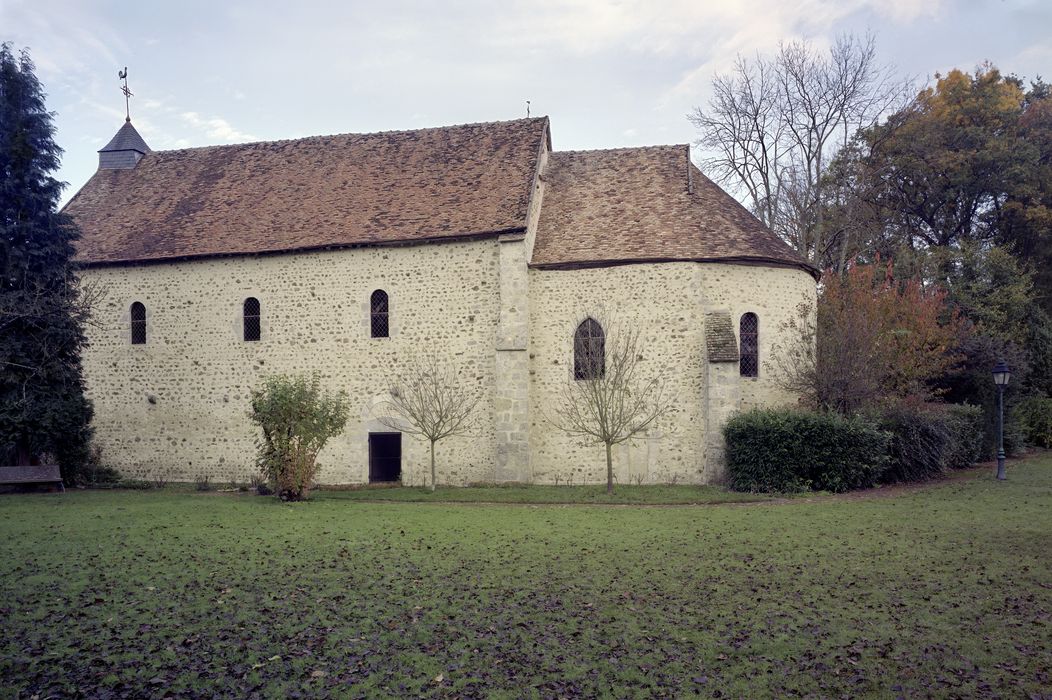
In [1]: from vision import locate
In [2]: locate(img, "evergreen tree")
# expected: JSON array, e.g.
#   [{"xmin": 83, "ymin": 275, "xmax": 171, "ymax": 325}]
[{"xmin": 0, "ymin": 43, "xmax": 93, "ymax": 480}]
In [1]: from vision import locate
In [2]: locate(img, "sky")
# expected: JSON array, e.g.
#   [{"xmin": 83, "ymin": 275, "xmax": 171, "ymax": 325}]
[{"xmin": 3, "ymin": 0, "xmax": 1051, "ymax": 205}]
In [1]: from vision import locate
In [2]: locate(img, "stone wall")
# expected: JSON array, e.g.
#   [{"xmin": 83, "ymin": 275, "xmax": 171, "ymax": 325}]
[
  {"xmin": 493, "ymin": 233, "xmax": 531, "ymax": 482},
  {"xmin": 80, "ymin": 241, "xmax": 815, "ymax": 486},
  {"xmin": 80, "ymin": 238, "xmax": 502, "ymax": 485},
  {"xmin": 699, "ymin": 264, "xmax": 816, "ymax": 411},
  {"xmin": 527, "ymin": 262, "xmax": 816, "ymax": 485},
  {"xmin": 527, "ymin": 263, "xmax": 708, "ymax": 484}
]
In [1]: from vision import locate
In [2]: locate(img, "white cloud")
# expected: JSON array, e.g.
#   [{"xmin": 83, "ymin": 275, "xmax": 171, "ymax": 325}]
[
  {"xmin": 477, "ymin": 0, "xmax": 941, "ymax": 57},
  {"xmin": 180, "ymin": 112, "xmax": 257, "ymax": 142},
  {"xmin": 872, "ymin": 0, "xmax": 945, "ymax": 23}
]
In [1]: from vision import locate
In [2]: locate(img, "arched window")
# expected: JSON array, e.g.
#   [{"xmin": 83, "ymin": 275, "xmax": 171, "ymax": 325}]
[
  {"xmin": 574, "ymin": 318, "xmax": 605, "ymax": 380},
  {"xmin": 130, "ymin": 302, "xmax": 146, "ymax": 345},
  {"xmin": 370, "ymin": 290, "xmax": 389, "ymax": 338},
  {"xmin": 243, "ymin": 297, "xmax": 261, "ymax": 342},
  {"xmin": 740, "ymin": 312, "xmax": 758, "ymax": 377}
]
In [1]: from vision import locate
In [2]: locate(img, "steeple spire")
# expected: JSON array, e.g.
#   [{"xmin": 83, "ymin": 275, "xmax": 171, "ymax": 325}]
[
  {"xmin": 119, "ymin": 67, "xmax": 132, "ymax": 122},
  {"xmin": 98, "ymin": 67, "xmax": 150, "ymax": 169},
  {"xmin": 98, "ymin": 121, "xmax": 150, "ymax": 169}
]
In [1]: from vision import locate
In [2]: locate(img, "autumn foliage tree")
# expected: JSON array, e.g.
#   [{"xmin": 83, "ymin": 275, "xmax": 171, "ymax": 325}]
[
  {"xmin": 774, "ymin": 261, "xmax": 964, "ymax": 413},
  {"xmin": 827, "ymin": 67, "xmax": 1052, "ymax": 309}
]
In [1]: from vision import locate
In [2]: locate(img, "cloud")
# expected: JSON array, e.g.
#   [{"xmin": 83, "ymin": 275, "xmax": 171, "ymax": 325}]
[
  {"xmin": 873, "ymin": 0, "xmax": 945, "ymax": 23},
  {"xmin": 180, "ymin": 112, "xmax": 257, "ymax": 142},
  {"xmin": 476, "ymin": 0, "xmax": 942, "ymax": 57},
  {"xmin": 652, "ymin": 0, "xmax": 943, "ymax": 109},
  {"xmin": 1, "ymin": 0, "xmax": 128, "ymax": 79}
]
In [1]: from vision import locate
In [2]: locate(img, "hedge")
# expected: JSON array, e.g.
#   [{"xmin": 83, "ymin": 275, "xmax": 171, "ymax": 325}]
[
  {"xmin": 723, "ymin": 409, "xmax": 889, "ymax": 493},
  {"xmin": 1016, "ymin": 396, "xmax": 1052, "ymax": 449},
  {"xmin": 941, "ymin": 404, "xmax": 985, "ymax": 469},
  {"xmin": 877, "ymin": 407, "xmax": 952, "ymax": 483},
  {"xmin": 725, "ymin": 404, "xmax": 987, "ymax": 494}
]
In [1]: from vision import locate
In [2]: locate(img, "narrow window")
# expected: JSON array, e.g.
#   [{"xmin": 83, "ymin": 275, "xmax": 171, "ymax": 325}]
[
  {"xmin": 740, "ymin": 312, "xmax": 758, "ymax": 377},
  {"xmin": 574, "ymin": 318, "xmax": 605, "ymax": 380},
  {"xmin": 370, "ymin": 290, "xmax": 389, "ymax": 338},
  {"xmin": 130, "ymin": 302, "xmax": 146, "ymax": 345},
  {"xmin": 243, "ymin": 297, "xmax": 261, "ymax": 342}
]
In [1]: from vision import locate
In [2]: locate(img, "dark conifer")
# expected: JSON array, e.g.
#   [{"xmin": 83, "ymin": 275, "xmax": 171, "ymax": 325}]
[{"xmin": 1, "ymin": 43, "xmax": 93, "ymax": 480}]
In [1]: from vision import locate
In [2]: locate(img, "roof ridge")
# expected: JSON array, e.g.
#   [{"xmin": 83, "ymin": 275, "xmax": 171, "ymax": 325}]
[
  {"xmin": 552, "ymin": 144, "xmax": 686, "ymax": 156},
  {"xmin": 147, "ymin": 116, "xmax": 550, "ymax": 155}
]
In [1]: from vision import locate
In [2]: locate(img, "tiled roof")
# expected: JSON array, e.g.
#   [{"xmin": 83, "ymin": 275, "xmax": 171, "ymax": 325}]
[
  {"xmin": 704, "ymin": 311, "xmax": 739, "ymax": 363},
  {"xmin": 99, "ymin": 120, "xmax": 150, "ymax": 154},
  {"xmin": 66, "ymin": 118, "xmax": 549, "ymax": 265},
  {"xmin": 531, "ymin": 146, "xmax": 817, "ymax": 277}
]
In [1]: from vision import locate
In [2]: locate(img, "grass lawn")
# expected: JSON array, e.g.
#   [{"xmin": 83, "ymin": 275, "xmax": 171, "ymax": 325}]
[
  {"xmin": 314, "ymin": 483, "xmax": 787, "ymax": 505},
  {"xmin": 1, "ymin": 457, "xmax": 1049, "ymax": 698}
]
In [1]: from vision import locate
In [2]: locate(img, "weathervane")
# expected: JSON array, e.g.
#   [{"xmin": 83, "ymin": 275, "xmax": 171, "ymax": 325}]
[
  {"xmin": 526, "ymin": 100, "xmax": 531, "ymax": 118},
  {"xmin": 119, "ymin": 67, "xmax": 133, "ymax": 122}
]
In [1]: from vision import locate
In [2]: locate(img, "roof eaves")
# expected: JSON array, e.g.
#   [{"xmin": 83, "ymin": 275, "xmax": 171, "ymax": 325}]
[
  {"xmin": 529, "ymin": 255, "xmax": 822, "ymax": 280},
  {"xmin": 76, "ymin": 226, "xmax": 527, "ymax": 268}
]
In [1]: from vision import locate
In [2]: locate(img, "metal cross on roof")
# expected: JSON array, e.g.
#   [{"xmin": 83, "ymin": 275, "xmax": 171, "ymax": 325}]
[{"xmin": 119, "ymin": 67, "xmax": 133, "ymax": 122}]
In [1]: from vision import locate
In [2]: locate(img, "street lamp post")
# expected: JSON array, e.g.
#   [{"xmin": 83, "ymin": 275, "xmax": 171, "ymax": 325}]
[{"xmin": 992, "ymin": 360, "xmax": 1010, "ymax": 481}]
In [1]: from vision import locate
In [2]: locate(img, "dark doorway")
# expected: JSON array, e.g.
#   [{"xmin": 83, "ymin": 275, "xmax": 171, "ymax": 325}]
[{"xmin": 369, "ymin": 433, "xmax": 401, "ymax": 483}]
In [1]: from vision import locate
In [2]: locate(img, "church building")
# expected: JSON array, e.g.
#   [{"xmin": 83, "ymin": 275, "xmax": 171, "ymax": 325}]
[{"xmin": 64, "ymin": 116, "xmax": 818, "ymax": 486}]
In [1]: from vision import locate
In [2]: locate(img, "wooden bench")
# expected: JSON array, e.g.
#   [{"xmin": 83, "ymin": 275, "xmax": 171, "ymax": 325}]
[{"xmin": 0, "ymin": 465, "xmax": 65, "ymax": 492}]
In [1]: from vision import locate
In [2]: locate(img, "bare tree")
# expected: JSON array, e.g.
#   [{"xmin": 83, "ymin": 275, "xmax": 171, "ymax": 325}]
[
  {"xmin": 375, "ymin": 354, "xmax": 481, "ymax": 492},
  {"xmin": 689, "ymin": 33, "xmax": 910, "ymax": 268},
  {"xmin": 548, "ymin": 320, "xmax": 672, "ymax": 494}
]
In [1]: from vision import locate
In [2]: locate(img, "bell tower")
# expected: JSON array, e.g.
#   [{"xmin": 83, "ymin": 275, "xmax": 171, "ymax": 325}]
[{"xmin": 97, "ymin": 67, "xmax": 150, "ymax": 169}]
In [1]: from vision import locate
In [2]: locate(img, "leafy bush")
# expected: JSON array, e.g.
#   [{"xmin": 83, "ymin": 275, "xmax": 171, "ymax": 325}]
[
  {"xmin": 877, "ymin": 407, "xmax": 952, "ymax": 483},
  {"xmin": 82, "ymin": 444, "xmax": 121, "ymax": 487},
  {"xmin": 1015, "ymin": 396, "xmax": 1052, "ymax": 449},
  {"xmin": 249, "ymin": 373, "xmax": 349, "ymax": 501},
  {"xmin": 724, "ymin": 408, "xmax": 889, "ymax": 493},
  {"xmin": 940, "ymin": 404, "xmax": 984, "ymax": 469},
  {"xmin": 195, "ymin": 474, "xmax": 213, "ymax": 492}
]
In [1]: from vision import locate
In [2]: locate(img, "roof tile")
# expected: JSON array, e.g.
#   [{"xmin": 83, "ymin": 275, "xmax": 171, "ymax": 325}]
[
  {"xmin": 66, "ymin": 118, "xmax": 549, "ymax": 264},
  {"xmin": 531, "ymin": 146, "xmax": 816, "ymax": 276}
]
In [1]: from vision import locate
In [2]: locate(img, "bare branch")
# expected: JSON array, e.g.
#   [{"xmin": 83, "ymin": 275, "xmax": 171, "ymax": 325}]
[
  {"xmin": 374, "ymin": 352, "xmax": 481, "ymax": 491},
  {"xmin": 547, "ymin": 316, "xmax": 673, "ymax": 493},
  {"xmin": 690, "ymin": 32, "xmax": 912, "ymax": 266}
]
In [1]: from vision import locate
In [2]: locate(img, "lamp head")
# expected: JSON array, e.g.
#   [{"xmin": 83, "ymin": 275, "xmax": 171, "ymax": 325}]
[{"xmin": 992, "ymin": 360, "xmax": 1010, "ymax": 386}]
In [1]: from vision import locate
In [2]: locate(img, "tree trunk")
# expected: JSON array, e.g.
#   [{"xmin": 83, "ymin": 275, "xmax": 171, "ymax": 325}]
[
  {"xmin": 430, "ymin": 440, "xmax": 436, "ymax": 493},
  {"xmin": 605, "ymin": 442, "xmax": 613, "ymax": 494},
  {"xmin": 15, "ymin": 439, "xmax": 32, "ymax": 467}
]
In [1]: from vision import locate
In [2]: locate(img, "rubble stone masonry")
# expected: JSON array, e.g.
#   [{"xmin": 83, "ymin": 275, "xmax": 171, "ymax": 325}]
[{"xmin": 80, "ymin": 245, "xmax": 814, "ymax": 485}]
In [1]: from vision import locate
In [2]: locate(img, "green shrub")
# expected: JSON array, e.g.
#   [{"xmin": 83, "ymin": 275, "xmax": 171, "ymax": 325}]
[
  {"xmin": 1015, "ymin": 396, "xmax": 1052, "ymax": 448},
  {"xmin": 940, "ymin": 404, "xmax": 984, "ymax": 469},
  {"xmin": 81, "ymin": 444, "xmax": 121, "ymax": 487},
  {"xmin": 249, "ymin": 373, "xmax": 349, "ymax": 501},
  {"xmin": 117, "ymin": 479, "xmax": 153, "ymax": 490},
  {"xmin": 877, "ymin": 407, "xmax": 952, "ymax": 483},
  {"xmin": 724, "ymin": 409, "xmax": 889, "ymax": 493}
]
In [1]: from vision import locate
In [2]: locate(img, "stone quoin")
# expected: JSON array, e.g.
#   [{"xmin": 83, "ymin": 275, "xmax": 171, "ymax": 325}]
[{"xmin": 64, "ymin": 116, "xmax": 818, "ymax": 486}]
